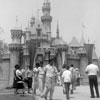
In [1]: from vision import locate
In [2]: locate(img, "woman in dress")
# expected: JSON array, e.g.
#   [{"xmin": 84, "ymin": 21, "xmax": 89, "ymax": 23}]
[
  {"xmin": 14, "ymin": 64, "xmax": 24, "ymax": 94},
  {"xmin": 33, "ymin": 63, "xmax": 39, "ymax": 94},
  {"xmin": 38, "ymin": 61, "xmax": 45, "ymax": 94}
]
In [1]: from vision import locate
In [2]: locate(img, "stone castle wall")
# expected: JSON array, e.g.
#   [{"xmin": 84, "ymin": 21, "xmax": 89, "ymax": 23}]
[{"xmin": 0, "ymin": 57, "xmax": 10, "ymax": 89}]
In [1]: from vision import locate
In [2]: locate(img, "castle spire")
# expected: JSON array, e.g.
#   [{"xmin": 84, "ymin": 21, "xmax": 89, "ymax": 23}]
[
  {"xmin": 56, "ymin": 21, "xmax": 59, "ymax": 38},
  {"xmin": 16, "ymin": 16, "xmax": 18, "ymax": 25},
  {"xmin": 80, "ymin": 33, "xmax": 85, "ymax": 46}
]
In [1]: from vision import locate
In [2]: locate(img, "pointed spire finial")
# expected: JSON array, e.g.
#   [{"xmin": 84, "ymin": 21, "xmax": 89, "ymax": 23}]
[
  {"xmin": 16, "ymin": 16, "xmax": 18, "ymax": 25},
  {"xmin": 56, "ymin": 20, "xmax": 59, "ymax": 38},
  {"xmin": 88, "ymin": 38, "xmax": 90, "ymax": 44},
  {"xmin": 28, "ymin": 20, "xmax": 30, "ymax": 28}
]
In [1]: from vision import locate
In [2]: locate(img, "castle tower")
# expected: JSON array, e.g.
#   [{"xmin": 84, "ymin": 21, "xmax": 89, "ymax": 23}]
[
  {"xmin": 9, "ymin": 24, "xmax": 22, "ymax": 86},
  {"xmin": 41, "ymin": 0, "xmax": 52, "ymax": 41},
  {"xmin": 30, "ymin": 16, "xmax": 35, "ymax": 28},
  {"xmin": 92, "ymin": 45, "xmax": 98, "ymax": 65}
]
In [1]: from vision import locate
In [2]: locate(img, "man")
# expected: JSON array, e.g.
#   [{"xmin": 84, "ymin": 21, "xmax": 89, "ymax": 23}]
[
  {"xmin": 62, "ymin": 65, "xmax": 72, "ymax": 100},
  {"xmin": 69, "ymin": 64, "xmax": 76, "ymax": 94},
  {"xmin": 41, "ymin": 58, "xmax": 57, "ymax": 100},
  {"xmin": 85, "ymin": 61, "xmax": 100, "ymax": 98}
]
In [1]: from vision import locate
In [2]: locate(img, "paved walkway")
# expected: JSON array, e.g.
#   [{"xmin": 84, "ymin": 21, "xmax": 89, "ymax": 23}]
[{"xmin": 0, "ymin": 85, "xmax": 100, "ymax": 100}]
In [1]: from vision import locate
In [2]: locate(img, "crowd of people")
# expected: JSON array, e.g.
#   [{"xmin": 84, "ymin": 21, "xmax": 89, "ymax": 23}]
[{"xmin": 12, "ymin": 59, "xmax": 99, "ymax": 100}]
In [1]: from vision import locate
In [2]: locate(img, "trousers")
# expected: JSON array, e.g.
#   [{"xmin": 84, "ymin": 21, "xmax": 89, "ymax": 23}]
[{"xmin": 88, "ymin": 75, "xmax": 99, "ymax": 97}]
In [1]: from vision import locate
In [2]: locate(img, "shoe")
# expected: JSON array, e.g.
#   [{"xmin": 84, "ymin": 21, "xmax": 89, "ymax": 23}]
[
  {"xmin": 70, "ymin": 90, "xmax": 73, "ymax": 94},
  {"xmin": 91, "ymin": 96, "xmax": 95, "ymax": 98},
  {"xmin": 44, "ymin": 96, "xmax": 47, "ymax": 100},
  {"xmin": 28, "ymin": 91, "xmax": 31, "ymax": 94},
  {"xmin": 97, "ymin": 96, "xmax": 100, "ymax": 98}
]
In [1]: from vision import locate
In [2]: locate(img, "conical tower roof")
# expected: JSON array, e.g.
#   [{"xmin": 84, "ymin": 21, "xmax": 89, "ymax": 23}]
[
  {"xmin": 69, "ymin": 37, "xmax": 80, "ymax": 47},
  {"xmin": 92, "ymin": 46, "xmax": 98, "ymax": 60}
]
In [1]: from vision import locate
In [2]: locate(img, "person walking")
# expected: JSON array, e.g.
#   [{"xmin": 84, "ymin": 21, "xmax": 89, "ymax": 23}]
[
  {"xmin": 62, "ymin": 65, "xmax": 72, "ymax": 100},
  {"xmin": 75, "ymin": 68, "xmax": 80, "ymax": 86},
  {"xmin": 38, "ymin": 61, "xmax": 45, "ymax": 94},
  {"xmin": 60, "ymin": 64, "xmax": 67, "ymax": 86},
  {"xmin": 33, "ymin": 63, "xmax": 39, "ymax": 94},
  {"xmin": 41, "ymin": 58, "xmax": 57, "ymax": 100},
  {"xmin": 69, "ymin": 64, "xmax": 76, "ymax": 94},
  {"xmin": 85, "ymin": 61, "xmax": 100, "ymax": 98}
]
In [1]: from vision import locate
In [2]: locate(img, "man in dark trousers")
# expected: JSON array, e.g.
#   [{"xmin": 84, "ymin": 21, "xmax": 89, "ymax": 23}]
[{"xmin": 85, "ymin": 61, "xmax": 100, "ymax": 98}]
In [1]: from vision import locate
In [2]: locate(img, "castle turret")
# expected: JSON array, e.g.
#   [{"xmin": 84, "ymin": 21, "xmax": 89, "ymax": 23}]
[
  {"xmin": 92, "ymin": 45, "xmax": 98, "ymax": 65},
  {"xmin": 52, "ymin": 23, "xmax": 68, "ymax": 69},
  {"xmin": 30, "ymin": 16, "xmax": 35, "ymax": 28},
  {"xmin": 9, "ymin": 25, "xmax": 22, "ymax": 86},
  {"xmin": 24, "ymin": 27, "xmax": 31, "ymax": 42},
  {"xmin": 41, "ymin": 0, "xmax": 52, "ymax": 41}
]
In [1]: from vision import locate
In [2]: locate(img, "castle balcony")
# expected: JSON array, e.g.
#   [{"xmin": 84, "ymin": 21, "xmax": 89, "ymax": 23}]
[
  {"xmin": 68, "ymin": 54, "xmax": 80, "ymax": 60},
  {"xmin": 9, "ymin": 43, "xmax": 22, "ymax": 51},
  {"xmin": 30, "ymin": 34, "xmax": 48, "ymax": 40},
  {"xmin": 2, "ymin": 54, "xmax": 10, "ymax": 60},
  {"xmin": 36, "ymin": 48, "xmax": 44, "ymax": 55},
  {"xmin": 41, "ymin": 16, "xmax": 52, "ymax": 22},
  {"xmin": 55, "ymin": 45, "xmax": 68, "ymax": 51},
  {"xmin": 42, "ymin": 6, "xmax": 51, "ymax": 12}
]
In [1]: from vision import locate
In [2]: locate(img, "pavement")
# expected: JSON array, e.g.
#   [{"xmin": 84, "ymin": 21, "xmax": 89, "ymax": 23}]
[{"xmin": 0, "ymin": 85, "xmax": 100, "ymax": 100}]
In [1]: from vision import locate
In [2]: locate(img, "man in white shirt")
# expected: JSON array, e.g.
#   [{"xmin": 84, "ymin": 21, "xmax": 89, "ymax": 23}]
[
  {"xmin": 41, "ymin": 59, "xmax": 57, "ymax": 100},
  {"xmin": 85, "ymin": 61, "xmax": 99, "ymax": 98},
  {"xmin": 62, "ymin": 65, "xmax": 72, "ymax": 100}
]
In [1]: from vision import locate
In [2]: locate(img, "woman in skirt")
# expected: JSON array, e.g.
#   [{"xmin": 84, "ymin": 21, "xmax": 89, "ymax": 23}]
[
  {"xmin": 33, "ymin": 63, "xmax": 39, "ymax": 94},
  {"xmin": 14, "ymin": 64, "xmax": 25, "ymax": 94}
]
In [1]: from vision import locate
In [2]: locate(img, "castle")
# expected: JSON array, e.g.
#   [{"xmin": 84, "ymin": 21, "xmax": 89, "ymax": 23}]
[{"xmin": 0, "ymin": 0, "xmax": 98, "ymax": 88}]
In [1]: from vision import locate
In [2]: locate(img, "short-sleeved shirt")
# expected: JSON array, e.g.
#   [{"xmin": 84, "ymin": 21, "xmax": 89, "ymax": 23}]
[
  {"xmin": 16, "ymin": 69, "xmax": 22, "ymax": 77},
  {"xmin": 26, "ymin": 69, "xmax": 33, "ymax": 78},
  {"xmin": 38, "ymin": 67, "xmax": 45, "ymax": 75},
  {"xmin": 33, "ymin": 67, "xmax": 38, "ymax": 77},
  {"xmin": 85, "ymin": 64, "xmax": 99, "ymax": 76},
  {"xmin": 69, "ymin": 67, "xmax": 76, "ymax": 78},
  {"xmin": 44, "ymin": 64, "xmax": 57, "ymax": 78},
  {"xmin": 62, "ymin": 70, "xmax": 72, "ymax": 83}
]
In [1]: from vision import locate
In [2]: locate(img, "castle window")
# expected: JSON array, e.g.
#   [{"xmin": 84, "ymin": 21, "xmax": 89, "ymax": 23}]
[
  {"xmin": 37, "ymin": 29, "xmax": 41, "ymax": 36},
  {"xmin": 38, "ymin": 42, "xmax": 40, "ymax": 47}
]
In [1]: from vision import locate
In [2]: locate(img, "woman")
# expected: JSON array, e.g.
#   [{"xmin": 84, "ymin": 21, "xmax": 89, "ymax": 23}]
[
  {"xmin": 38, "ymin": 61, "xmax": 45, "ymax": 94},
  {"xmin": 13, "ymin": 64, "xmax": 24, "ymax": 94},
  {"xmin": 33, "ymin": 63, "xmax": 39, "ymax": 94}
]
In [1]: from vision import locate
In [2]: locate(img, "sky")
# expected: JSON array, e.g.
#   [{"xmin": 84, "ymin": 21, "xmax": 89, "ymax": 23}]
[{"xmin": 0, "ymin": 0, "xmax": 100, "ymax": 56}]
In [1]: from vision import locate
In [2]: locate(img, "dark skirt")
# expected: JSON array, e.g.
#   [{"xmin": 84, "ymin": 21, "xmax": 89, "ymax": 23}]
[
  {"xmin": 16, "ymin": 81, "xmax": 24, "ymax": 89},
  {"xmin": 13, "ymin": 77, "xmax": 24, "ymax": 89},
  {"xmin": 27, "ymin": 77, "xmax": 33, "ymax": 89}
]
